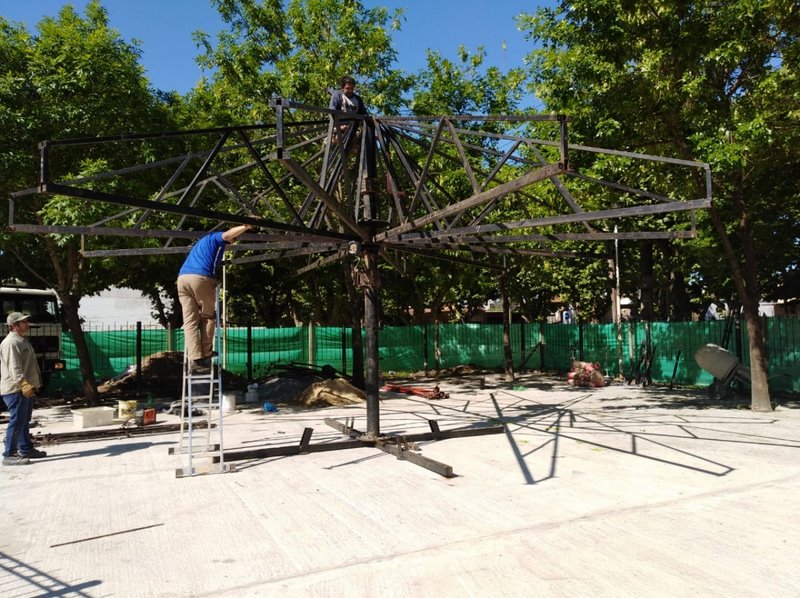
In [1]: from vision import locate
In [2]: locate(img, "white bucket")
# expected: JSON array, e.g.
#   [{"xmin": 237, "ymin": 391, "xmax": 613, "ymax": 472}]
[{"xmin": 222, "ymin": 393, "xmax": 237, "ymax": 413}]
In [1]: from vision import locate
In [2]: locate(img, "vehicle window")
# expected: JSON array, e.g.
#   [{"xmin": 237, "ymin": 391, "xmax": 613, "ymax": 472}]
[{"xmin": 0, "ymin": 294, "xmax": 58, "ymax": 323}]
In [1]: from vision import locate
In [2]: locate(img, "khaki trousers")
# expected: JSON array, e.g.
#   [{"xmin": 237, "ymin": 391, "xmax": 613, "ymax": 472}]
[{"xmin": 177, "ymin": 274, "xmax": 217, "ymax": 361}]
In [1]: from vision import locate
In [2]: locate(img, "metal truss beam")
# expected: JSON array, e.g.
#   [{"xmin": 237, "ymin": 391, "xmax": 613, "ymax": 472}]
[{"xmin": 10, "ymin": 98, "xmax": 712, "ymax": 443}]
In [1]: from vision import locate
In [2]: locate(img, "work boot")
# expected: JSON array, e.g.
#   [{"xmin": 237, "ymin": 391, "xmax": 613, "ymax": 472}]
[
  {"xmin": 3, "ymin": 454, "xmax": 31, "ymax": 466},
  {"xmin": 190, "ymin": 359, "xmax": 210, "ymax": 375},
  {"xmin": 21, "ymin": 448, "xmax": 47, "ymax": 459}
]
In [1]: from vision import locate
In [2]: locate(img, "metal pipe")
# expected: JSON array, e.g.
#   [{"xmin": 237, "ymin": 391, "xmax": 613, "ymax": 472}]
[{"xmin": 364, "ymin": 248, "xmax": 380, "ymax": 437}]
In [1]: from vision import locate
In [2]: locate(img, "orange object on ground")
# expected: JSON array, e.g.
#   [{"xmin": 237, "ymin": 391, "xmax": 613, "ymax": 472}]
[{"xmin": 381, "ymin": 384, "xmax": 449, "ymax": 400}]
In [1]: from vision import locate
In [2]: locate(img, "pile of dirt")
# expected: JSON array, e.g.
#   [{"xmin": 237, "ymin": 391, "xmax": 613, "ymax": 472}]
[
  {"xmin": 97, "ymin": 351, "xmax": 247, "ymax": 399},
  {"xmin": 95, "ymin": 353, "xmax": 364, "ymax": 408},
  {"xmin": 258, "ymin": 375, "xmax": 319, "ymax": 405},
  {"xmin": 296, "ymin": 378, "xmax": 366, "ymax": 408}
]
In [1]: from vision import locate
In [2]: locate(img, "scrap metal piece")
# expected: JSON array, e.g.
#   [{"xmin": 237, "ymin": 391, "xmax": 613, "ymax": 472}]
[{"xmin": 381, "ymin": 383, "xmax": 450, "ymax": 400}]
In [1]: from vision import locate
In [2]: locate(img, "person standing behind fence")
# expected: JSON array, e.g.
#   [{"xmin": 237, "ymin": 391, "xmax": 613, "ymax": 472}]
[
  {"xmin": 1, "ymin": 312, "xmax": 45, "ymax": 465},
  {"xmin": 177, "ymin": 225, "xmax": 253, "ymax": 374}
]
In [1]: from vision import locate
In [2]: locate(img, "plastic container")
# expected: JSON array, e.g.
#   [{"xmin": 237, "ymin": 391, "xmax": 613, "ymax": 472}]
[
  {"xmin": 142, "ymin": 408, "xmax": 156, "ymax": 425},
  {"xmin": 117, "ymin": 400, "xmax": 138, "ymax": 419},
  {"xmin": 72, "ymin": 406, "xmax": 115, "ymax": 429},
  {"xmin": 222, "ymin": 392, "xmax": 238, "ymax": 413}
]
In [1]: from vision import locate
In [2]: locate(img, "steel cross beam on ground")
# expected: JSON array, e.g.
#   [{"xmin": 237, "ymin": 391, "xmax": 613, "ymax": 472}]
[
  {"xmin": 211, "ymin": 418, "xmax": 505, "ymax": 478},
  {"xmin": 9, "ymin": 97, "xmax": 711, "ymax": 445}
]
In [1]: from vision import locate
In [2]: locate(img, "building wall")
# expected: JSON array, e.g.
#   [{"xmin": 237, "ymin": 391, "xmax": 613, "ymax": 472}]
[{"xmin": 79, "ymin": 287, "xmax": 161, "ymax": 326}]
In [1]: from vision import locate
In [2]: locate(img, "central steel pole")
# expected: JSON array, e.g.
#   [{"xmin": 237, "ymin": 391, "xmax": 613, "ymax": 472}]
[
  {"xmin": 363, "ymin": 247, "xmax": 380, "ymax": 437},
  {"xmin": 362, "ymin": 119, "xmax": 381, "ymax": 438}
]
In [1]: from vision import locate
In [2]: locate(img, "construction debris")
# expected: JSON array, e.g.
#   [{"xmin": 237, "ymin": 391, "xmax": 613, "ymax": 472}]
[{"xmin": 381, "ymin": 383, "xmax": 450, "ymax": 400}]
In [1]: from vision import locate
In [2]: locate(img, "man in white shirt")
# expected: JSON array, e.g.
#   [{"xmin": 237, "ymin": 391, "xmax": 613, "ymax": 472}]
[{"xmin": 1, "ymin": 312, "xmax": 44, "ymax": 465}]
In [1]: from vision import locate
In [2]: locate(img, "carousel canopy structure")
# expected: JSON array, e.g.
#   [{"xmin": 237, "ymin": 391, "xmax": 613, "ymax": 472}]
[
  {"xmin": 10, "ymin": 98, "xmax": 711, "ymax": 270},
  {"xmin": 9, "ymin": 99, "xmax": 712, "ymax": 449}
]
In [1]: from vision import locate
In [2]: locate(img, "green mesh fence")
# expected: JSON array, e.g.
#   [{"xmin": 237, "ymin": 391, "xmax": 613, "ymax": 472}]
[
  {"xmin": 53, "ymin": 318, "xmax": 800, "ymax": 394},
  {"xmin": 221, "ymin": 326, "xmax": 309, "ymax": 377}
]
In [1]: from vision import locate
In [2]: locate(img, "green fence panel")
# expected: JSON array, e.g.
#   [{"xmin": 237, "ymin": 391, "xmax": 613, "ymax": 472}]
[
  {"xmin": 764, "ymin": 317, "xmax": 800, "ymax": 393},
  {"xmin": 434, "ymin": 323, "xmax": 504, "ymax": 369},
  {"xmin": 313, "ymin": 326, "xmax": 352, "ymax": 373},
  {"xmin": 580, "ymin": 323, "xmax": 622, "ymax": 378},
  {"xmin": 646, "ymin": 321, "xmax": 725, "ymax": 386},
  {"xmin": 221, "ymin": 325, "xmax": 309, "ymax": 377},
  {"xmin": 59, "ymin": 327, "xmax": 176, "ymax": 391},
  {"xmin": 378, "ymin": 325, "xmax": 425, "ymax": 373},
  {"xmin": 540, "ymin": 323, "xmax": 579, "ymax": 372},
  {"xmin": 49, "ymin": 317, "xmax": 800, "ymax": 396}
]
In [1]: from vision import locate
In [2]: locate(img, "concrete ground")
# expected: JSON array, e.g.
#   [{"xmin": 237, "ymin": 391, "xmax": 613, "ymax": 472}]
[{"xmin": 2, "ymin": 373, "xmax": 799, "ymax": 597}]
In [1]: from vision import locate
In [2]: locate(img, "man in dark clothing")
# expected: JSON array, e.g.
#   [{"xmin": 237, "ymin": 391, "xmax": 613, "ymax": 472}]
[{"xmin": 329, "ymin": 75, "xmax": 367, "ymax": 115}]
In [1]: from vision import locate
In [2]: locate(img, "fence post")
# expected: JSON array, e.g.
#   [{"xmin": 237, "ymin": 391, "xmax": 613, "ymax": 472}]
[
  {"xmin": 539, "ymin": 320, "xmax": 545, "ymax": 370},
  {"xmin": 308, "ymin": 322, "xmax": 315, "ymax": 366},
  {"xmin": 578, "ymin": 320, "xmax": 584, "ymax": 361},
  {"xmin": 136, "ymin": 321, "xmax": 142, "ymax": 397},
  {"xmin": 423, "ymin": 322, "xmax": 429, "ymax": 375},
  {"xmin": 341, "ymin": 325, "xmax": 347, "ymax": 375},
  {"xmin": 246, "ymin": 321, "xmax": 253, "ymax": 382},
  {"xmin": 519, "ymin": 321, "xmax": 525, "ymax": 370}
]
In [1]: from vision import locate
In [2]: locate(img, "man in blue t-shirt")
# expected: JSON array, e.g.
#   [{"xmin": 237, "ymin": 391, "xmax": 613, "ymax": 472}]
[{"xmin": 177, "ymin": 224, "xmax": 252, "ymax": 373}]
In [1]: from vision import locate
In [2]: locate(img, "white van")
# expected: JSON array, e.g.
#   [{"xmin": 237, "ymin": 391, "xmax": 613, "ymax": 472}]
[{"xmin": 0, "ymin": 286, "xmax": 66, "ymax": 390}]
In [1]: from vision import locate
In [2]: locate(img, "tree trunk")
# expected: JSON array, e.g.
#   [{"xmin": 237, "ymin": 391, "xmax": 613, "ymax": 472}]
[
  {"xmin": 654, "ymin": 241, "xmax": 692, "ymax": 320},
  {"xmin": 60, "ymin": 294, "xmax": 100, "ymax": 406},
  {"xmin": 743, "ymin": 312, "xmax": 771, "ymax": 411},
  {"xmin": 708, "ymin": 206, "xmax": 772, "ymax": 411},
  {"xmin": 500, "ymin": 273, "xmax": 514, "ymax": 381},
  {"xmin": 434, "ymin": 318, "xmax": 441, "ymax": 371},
  {"xmin": 639, "ymin": 242, "xmax": 655, "ymax": 321}
]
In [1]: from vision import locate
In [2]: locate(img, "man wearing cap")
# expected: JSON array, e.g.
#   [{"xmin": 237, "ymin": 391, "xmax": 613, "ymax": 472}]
[{"xmin": 1, "ymin": 312, "xmax": 45, "ymax": 465}]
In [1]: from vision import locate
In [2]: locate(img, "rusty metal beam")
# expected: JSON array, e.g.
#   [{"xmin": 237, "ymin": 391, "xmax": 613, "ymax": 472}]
[{"xmin": 378, "ymin": 163, "xmax": 564, "ymax": 241}]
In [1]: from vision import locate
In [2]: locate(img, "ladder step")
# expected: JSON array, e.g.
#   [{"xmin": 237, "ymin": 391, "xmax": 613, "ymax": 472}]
[
  {"xmin": 175, "ymin": 462, "xmax": 235, "ymax": 478},
  {"xmin": 169, "ymin": 443, "xmax": 220, "ymax": 455}
]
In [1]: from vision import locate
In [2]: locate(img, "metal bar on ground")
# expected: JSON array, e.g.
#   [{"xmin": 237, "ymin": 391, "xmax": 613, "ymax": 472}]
[{"xmin": 299, "ymin": 428, "xmax": 313, "ymax": 453}]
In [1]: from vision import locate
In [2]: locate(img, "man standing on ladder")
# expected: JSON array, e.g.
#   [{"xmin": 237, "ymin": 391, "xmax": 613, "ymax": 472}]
[{"xmin": 177, "ymin": 224, "xmax": 253, "ymax": 374}]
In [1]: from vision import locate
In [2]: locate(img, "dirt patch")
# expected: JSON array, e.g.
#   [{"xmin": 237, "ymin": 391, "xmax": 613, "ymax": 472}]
[
  {"xmin": 97, "ymin": 351, "xmax": 248, "ymax": 400},
  {"xmin": 296, "ymin": 378, "xmax": 366, "ymax": 407},
  {"xmin": 94, "ymin": 354, "xmax": 364, "ymax": 409}
]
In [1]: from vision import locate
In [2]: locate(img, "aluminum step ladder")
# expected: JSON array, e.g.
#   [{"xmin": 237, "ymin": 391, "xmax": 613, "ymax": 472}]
[{"xmin": 173, "ymin": 288, "xmax": 234, "ymax": 478}]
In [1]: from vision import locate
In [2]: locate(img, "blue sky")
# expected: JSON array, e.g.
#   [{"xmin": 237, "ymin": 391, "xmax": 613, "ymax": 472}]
[{"xmin": 2, "ymin": 0, "xmax": 551, "ymax": 96}]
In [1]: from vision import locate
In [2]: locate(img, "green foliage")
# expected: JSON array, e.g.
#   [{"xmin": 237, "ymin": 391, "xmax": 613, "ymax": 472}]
[
  {"xmin": 192, "ymin": 0, "xmax": 411, "ymax": 121},
  {"xmin": 517, "ymin": 0, "xmax": 800, "ymax": 316},
  {"xmin": 0, "ymin": 0, "xmax": 176, "ymax": 298},
  {"xmin": 411, "ymin": 47, "xmax": 526, "ymax": 116}
]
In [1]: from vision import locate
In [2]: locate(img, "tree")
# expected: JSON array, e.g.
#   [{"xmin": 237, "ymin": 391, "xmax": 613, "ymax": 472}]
[
  {"xmin": 0, "ymin": 2, "xmax": 175, "ymax": 404},
  {"xmin": 518, "ymin": 0, "xmax": 800, "ymax": 411},
  {"xmin": 193, "ymin": 0, "xmax": 410, "ymax": 121}
]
